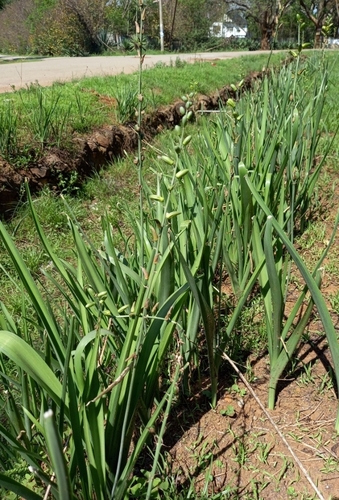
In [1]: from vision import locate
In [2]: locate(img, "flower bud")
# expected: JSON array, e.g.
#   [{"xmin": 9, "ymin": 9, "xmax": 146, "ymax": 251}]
[
  {"xmin": 150, "ymin": 195, "xmax": 165, "ymax": 202},
  {"xmin": 183, "ymin": 135, "xmax": 192, "ymax": 146},
  {"xmin": 176, "ymin": 169, "xmax": 189, "ymax": 179},
  {"xmin": 166, "ymin": 211, "xmax": 181, "ymax": 219},
  {"xmin": 159, "ymin": 155, "xmax": 174, "ymax": 165}
]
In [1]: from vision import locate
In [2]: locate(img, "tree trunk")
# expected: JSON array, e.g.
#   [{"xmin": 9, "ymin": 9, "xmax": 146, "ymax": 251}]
[
  {"xmin": 314, "ymin": 27, "xmax": 323, "ymax": 48},
  {"xmin": 260, "ymin": 28, "xmax": 271, "ymax": 50},
  {"xmin": 260, "ymin": 11, "xmax": 271, "ymax": 50}
]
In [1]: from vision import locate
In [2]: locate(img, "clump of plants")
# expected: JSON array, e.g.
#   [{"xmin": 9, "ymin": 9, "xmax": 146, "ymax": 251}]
[{"xmin": 0, "ymin": 9, "xmax": 339, "ymax": 500}]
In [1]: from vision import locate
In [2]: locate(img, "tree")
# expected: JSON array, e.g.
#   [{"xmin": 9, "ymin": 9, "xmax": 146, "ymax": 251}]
[
  {"xmin": 30, "ymin": 1, "xmax": 92, "ymax": 55},
  {"xmin": 224, "ymin": 0, "xmax": 296, "ymax": 49},
  {"xmin": 299, "ymin": 0, "xmax": 337, "ymax": 47},
  {"xmin": 62, "ymin": 0, "xmax": 108, "ymax": 51},
  {"xmin": 163, "ymin": 0, "xmax": 220, "ymax": 49},
  {"xmin": 105, "ymin": 0, "xmax": 136, "ymax": 39},
  {"xmin": 278, "ymin": 1, "xmax": 313, "ymax": 43}
]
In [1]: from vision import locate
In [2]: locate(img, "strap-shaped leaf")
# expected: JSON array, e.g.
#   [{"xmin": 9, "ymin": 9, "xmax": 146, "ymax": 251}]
[
  {"xmin": 246, "ymin": 174, "xmax": 339, "ymax": 431},
  {"xmin": 44, "ymin": 410, "xmax": 73, "ymax": 500},
  {"xmin": 0, "ymin": 474, "xmax": 43, "ymax": 500},
  {"xmin": 0, "ymin": 331, "xmax": 65, "ymax": 410}
]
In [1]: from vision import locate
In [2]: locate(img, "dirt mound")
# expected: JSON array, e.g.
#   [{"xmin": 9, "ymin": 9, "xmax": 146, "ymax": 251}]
[{"xmin": 0, "ymin": 71, "xmax": 265, "ymax": 216}]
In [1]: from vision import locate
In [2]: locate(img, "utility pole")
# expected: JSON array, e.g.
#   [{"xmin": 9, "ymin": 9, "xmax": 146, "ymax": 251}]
[
  {"xmin": 158, "ymin": 0, "xmax": 165, "ymax": 51},
  {"xmin": 153, "ymin": 0, "xmax": 164, "ymax": 51}
]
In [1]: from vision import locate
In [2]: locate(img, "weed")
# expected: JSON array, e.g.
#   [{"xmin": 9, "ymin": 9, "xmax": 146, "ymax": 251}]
[
  {"xmin": 57, "ymin": 170, "xmax": 79, "ymax": 195},
  {"xmin": 320, "ymin": 456, "xmax": 339, "ymax": 474},
  {"xmin": 297, "ymin": 361, "xmax": 316, "ymax": 386},
  {"xmin": 230, "ymin": 383, "xmax": 247, "ymax": 398},
  {"xmin": 257, "ymin": 442, "xmax": 272, "ymax": 464},
  {"xmin": 330, "ymin": 292, "xmax": 339, "ymax": 314},
  {"xmin": 112, "ymin": 80, "xmax": 138, "ymax": 123},
  {"xmin": 287, "ymin": 486, "xmax": 298, "ymax": 498},
  {"xmin": 318, "ymin": 370, "xmax": 335, "ymax": 394},
  {"xmin": 277, "ymin": 456, "xmax": 293, "ymax": 481},
  {"xmin": 220, "ymin": 405, "xmax": 236, "ymax": 417},
  {"xmin": 232, "ymin": 439, "xmax": 248, "ymax": 466},
  {"xmin": 175, "ymin": 57, "xmax": 187, "ymax": 68},
  {"xmin": 0, "ymin": 99, "xmax": 18, "ymax": 158},
  {"xmin": 153, "ymin": 61, "xmax": 166, "ymax": 69}
]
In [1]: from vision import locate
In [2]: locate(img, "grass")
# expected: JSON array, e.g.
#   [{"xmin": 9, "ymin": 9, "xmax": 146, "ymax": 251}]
[
  {"xmin": 1, "ymin": 49, "xmax": 339, "ymax": 498},
  {"xmin": 0, "ymin": 53, "xmax": 286, "ymax": 163}
]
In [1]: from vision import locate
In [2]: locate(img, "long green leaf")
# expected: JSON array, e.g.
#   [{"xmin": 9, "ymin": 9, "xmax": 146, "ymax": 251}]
[
  {"xmin": 0, "ymin": 223, "xmax": 65, "ymax": 366},
  {"xmin": 0, "ymin": 331, "xmax": 65, "ymax": 410},
  {"xmin": 44, "ymin": 410, "xmax": 73, "ymax": 500},
  {"xmin": 264, "ymin": 216, "xmax": 283, "ymax": 369},
  {"xmin": 0, "ymin": 474, "xmax": 43, "ymax": 500}
]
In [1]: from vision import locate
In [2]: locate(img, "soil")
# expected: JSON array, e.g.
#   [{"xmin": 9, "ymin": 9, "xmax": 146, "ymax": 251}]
[{"xmin": 165, "ymin": 340, "xmax": 339, "ymax": 499}]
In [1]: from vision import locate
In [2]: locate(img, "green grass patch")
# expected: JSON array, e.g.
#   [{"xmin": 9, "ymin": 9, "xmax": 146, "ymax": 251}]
[{"xmin": 0, "ymin": 53, "xmax": 286, "ymax": 162}]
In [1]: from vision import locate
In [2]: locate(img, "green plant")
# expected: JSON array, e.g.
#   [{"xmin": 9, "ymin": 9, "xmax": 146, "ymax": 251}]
[
  {"xmin": 0, "ymin": 52, "xmax": 284, "ymax": 163},
  {"xmin": 112, "ymin": 81, "xmax": 138, "ymax": 123},
  {"xmin": 72, "ymin": 89, "xmax": 92, "ymax": 133},
  {"xmin": 197, "ymin": 55, "xmax": 339, "ymax": 413},
  {"xmin": 18, "ymin": 85, "xmax": 71, "ymax": 148},
  {"xmin": 297, "ymin": 362, "xmax": 315, "ymax": 386},
  {"xmin": 257, "ymin": 442, "xmax": 272, "ymax": 465},
  {"xmin": 245, "ymin": 174, "xmax": 339, "ymax": 430},
  {"xmin": 29, "ymin": 3, "xmax": 91, "ymax": 56},
  {"xmin": 220, "ymin": 405, "xmax": 236, "ymax": 417},
  {"xmin": 175, "ymin": 57, "xmax": 187, "ymax": 69},
  {"xmin": 318, "ymin": 370, "xmax": 334, "ymax": 395},
  {"xmin": 0, "ymin": 183, "xmax": 190, "ymax": 499},
  {"xmin": 232, "ymin": 439, "xmax": 248, "ymax": 466},
  {"xmin": 287, "ymin": 485, "xmax": 298, "ymax": 498},
  {"xmin": 320, "ymin": 456, "xmax": 339, "ymax": 474},
  {"xmin": 203, "ymin": 58, "xmax": 333, "ymax": 295},
  {"xmin": 0, "ymin": 5, "xmax": 189, "ymax": 499},
  {"xmin": 230, "ymin": 383, "xmax": 247, "ymax": 398},
  {"xmin": 0, "ymin": 99, "xmax": 18, "ymax": 159},
  {"xmin": 1, "ymin": 46, "xmax": 339, "ymax": 500}
]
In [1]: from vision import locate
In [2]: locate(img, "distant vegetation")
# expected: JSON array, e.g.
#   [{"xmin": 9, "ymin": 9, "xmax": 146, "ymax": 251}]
[{"xmin": 0, "ymin": 0, "xmax": 338, "ymax": 56}]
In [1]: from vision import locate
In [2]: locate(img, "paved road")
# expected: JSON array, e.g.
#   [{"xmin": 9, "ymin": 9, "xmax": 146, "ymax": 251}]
[{"xmin": 0, "ymin": 51, "xmax": 275, "ymax": 93}]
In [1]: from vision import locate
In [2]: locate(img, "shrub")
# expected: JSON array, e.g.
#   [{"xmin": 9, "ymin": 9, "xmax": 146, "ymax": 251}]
[
  {"xmin": 0, "ymin": 0, "xmax": 34, "ymax": 54},
  {"xmin": 29, "ymin": 3, "xmax": 92, "ymax": 56}
]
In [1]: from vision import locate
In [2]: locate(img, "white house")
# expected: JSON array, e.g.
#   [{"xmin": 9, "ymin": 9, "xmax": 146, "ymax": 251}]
[{"xmin": 210, "ymin": 14, "xmax": 247, "ymax": 39}]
